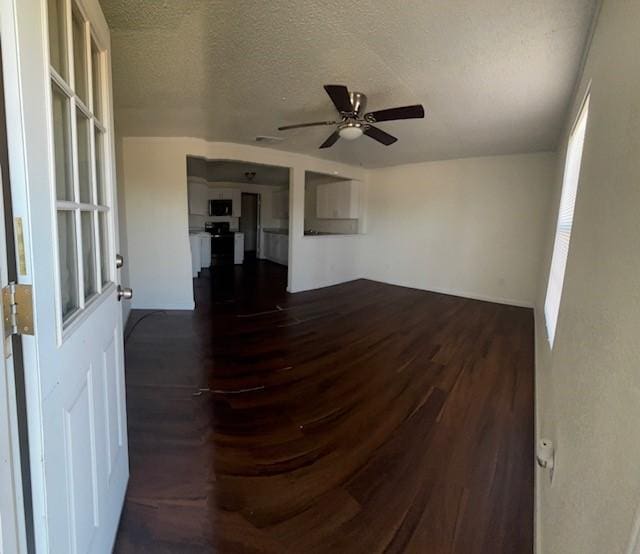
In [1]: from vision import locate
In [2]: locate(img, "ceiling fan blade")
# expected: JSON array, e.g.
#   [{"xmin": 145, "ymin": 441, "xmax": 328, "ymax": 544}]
[
  {"xmin": 364, "ymin": 126, "xmax": 398, "ymax": 146},
  {"xmin": 324, "ymin": 85, "xmax": 353, "ymax": 113},
  {"xmin": 365, "ymin": 104, "xmax": 425, "ymax": 123},
  {"xmin": 319, "ymin": 131, "xmax": 340, "ymax": 149},
  {"xmin": 278, "ymin": 120, "xmax": 338, "ymax": 131}
]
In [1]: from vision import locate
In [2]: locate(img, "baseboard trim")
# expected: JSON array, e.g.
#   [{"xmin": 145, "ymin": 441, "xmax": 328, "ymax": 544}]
[
  {"xmin": 129, "ymin": 302, "xmax": 195, "ymax": 311},
  {"xmin": 364, "ymin": 277, "xmax": 534, "ymax": 308},
  {"xmin": 289, "ymin": 276, "xmax": 534, "ymax": 308},
  {"xmin": 288, "ymin": 275, "xmax": 366, "ymax": 294}
]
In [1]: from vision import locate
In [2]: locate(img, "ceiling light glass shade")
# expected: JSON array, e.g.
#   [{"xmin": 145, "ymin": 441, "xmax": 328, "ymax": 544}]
[{"xmin": 339, "ymin": 126, "xmax": 363, "ymax": 140}]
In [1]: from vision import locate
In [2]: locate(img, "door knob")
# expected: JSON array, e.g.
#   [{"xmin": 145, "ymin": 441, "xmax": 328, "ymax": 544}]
[
  {"xmin": 116, "ymin": 254, "xmax": 124, "ymax": 269},
  {"xmin": 117, "ymin": 285, "xmax": 133, "ymax": 301}
]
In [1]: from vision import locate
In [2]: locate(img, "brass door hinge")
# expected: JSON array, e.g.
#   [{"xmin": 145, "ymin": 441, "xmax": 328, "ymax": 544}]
[{"xmin": 2, "ymin": 283, "xmax": 34, "ymax": 337}]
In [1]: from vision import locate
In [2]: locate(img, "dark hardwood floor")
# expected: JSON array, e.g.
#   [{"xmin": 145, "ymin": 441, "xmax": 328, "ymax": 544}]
[{"xmin": 114, "ymin": 259, "xmax": 534, "ymax": 553}]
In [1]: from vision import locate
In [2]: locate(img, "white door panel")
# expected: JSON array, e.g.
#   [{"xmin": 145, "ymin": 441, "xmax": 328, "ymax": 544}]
[
  {"xmin": 42, "ymin": 299, "xmax": 128, "ymax": 553},
  {"xmin": 1, "ymin": 0, "xmax": 129, "ymax": 552}
]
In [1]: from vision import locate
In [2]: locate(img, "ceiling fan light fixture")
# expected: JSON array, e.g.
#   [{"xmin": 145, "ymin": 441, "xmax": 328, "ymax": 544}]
[
  {"xmin": 278, "ymin": 84, "xmax": 425, "ymax": 149},
  {"xmin": 338, "ymin": 123, "xmax": 363, "ymax": 140}
]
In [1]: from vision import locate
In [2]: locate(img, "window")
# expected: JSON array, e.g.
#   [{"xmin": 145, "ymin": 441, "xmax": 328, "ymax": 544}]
[
  {"xmin": 47, "ymin": 0, "xmax": 112, "ymax": 327},
  {"xmin": 544, "ymin": 93, "xmax": 590, "ymax": 346}
]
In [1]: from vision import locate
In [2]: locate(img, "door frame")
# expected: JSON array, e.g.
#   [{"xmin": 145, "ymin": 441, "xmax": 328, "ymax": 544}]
[
  {"xmin": 0, "ymin": 2, "xmax": 43, "ymax": 551},
  {"xmin": 1, "ymin": 1, "xmax": 53, "ymax": 549},
  {"xmin": 240, "ymin": 191, "xmax": 260, "ymax": 256},
  {"xmin": 0, "ymin": 43, "xmax": 29, "ymax": 552}
]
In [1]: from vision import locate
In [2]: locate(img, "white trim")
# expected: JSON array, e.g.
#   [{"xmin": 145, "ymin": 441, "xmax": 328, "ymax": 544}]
[
  {"xmin": 50, "ymin": 68, "xmax": 73, "ymax": 98},
  {"xmin": 364, "ymin": 277, "xmax": 534, "ymax": 308},
  {"xmin": 533, "ymin": 305, "xmax": 542, "ymax": 554},
  {"xmin": 56, "ymin": 200, "xmax": 108, "ymax": 211},
  {"xmin": 45, "ymin": 4, "xmax": 67, "ymax": 346},
  {"xmin": 1, "ymin": 352, "xmax": 28, "ymax": 554},
  {"xmin": 0, "ymin": 0, "xmax": 50, "ymax": 549},
  {"xmin": 0, "ymin": 117, "xmax": 28, "ymax": 554}
]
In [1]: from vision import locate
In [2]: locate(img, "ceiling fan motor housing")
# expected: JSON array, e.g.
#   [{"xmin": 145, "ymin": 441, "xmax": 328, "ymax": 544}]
[
  {"xmin": 347, "ymin": 91, "xmax": 367, "ymax": 117},
  {"xmin": 338, "ymin": 92, "xmax": 368, "ymax": 139}
]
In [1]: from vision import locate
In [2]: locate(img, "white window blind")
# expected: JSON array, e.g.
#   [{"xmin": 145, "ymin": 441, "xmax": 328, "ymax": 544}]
[{"xmin": 544, "ymin": 94, "xmax": 590, "ymax": 346}]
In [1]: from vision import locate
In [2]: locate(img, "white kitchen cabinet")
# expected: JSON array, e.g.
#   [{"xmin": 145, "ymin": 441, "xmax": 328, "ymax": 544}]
[
  {"xmin": 188, "ymin": 179, "xmax": 209, "ymax": 215},
  {"xmin": 199, "ymin": 233, "xmax": 211, "ymax": 269},
  {"xmin": 209, "ymin": 188, "xmax": 233, "ymax": 200},
  {"xmin": 316, "ymin": 180, "xmax": 359, "ymax": 219},
  {"xmin": 272, "ymin": 189, "xmax": 289, "ymax": 219},
  {"xmin": 263, "ymin": 231, "xmax": 288, "ymax": 265},
  {"xmin": 189, "ymin": 234, "xmax": 201, "ymax": 276},
  {"xmin": 234, "ymin": 233, "xmax": 244, "ymax": 264}
]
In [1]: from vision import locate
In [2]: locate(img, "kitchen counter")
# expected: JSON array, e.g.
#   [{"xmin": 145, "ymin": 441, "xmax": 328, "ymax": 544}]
[
  {"xmin": 263, "ymin": 228, "xmax": 289, "ymax": 235},
  {"xmin": 304, "ymin": 230, "xmax": 348, "ymax": 236}
]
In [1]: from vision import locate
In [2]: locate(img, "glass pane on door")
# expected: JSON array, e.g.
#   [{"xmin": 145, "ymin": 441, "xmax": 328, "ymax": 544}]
[
  {"xmin": 91, "ymin": 41, "xmax": 103, "ymax": 121},
  {"xmin": 52, "ymin": 85, "xmax": 74, "ymax": 201},
  {"xmin": 94, "ymin": 128, "xmax": 107, "ymax": 205},
  {"xmin": 72, "ymin": 9, "xmax": 88, "ymax": 105},
  {"xmin": 57, "ymin": 211, "xmax": 79, "ymax": 319},
  {"xmin": 47, "ymin": 0, "xmax": 68, "ymax": 79},
  {"xmin": 81, "ymin": 212, "xmax": 97, "ymax": 299},
  {"xmin": 76, "ymin": 109, "xmax": 92, "ymax": 203},
  {"xmin": 98, "ymin": 212, "xmax": 110, "ymax": 285}
]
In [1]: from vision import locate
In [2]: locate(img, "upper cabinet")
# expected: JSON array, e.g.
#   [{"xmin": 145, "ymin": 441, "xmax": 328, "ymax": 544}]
[
  {"xmin": 210, "ymin": 189, "xmax": 233, "ymax": 200},
  {"xmin": 188, "ymin": 183, "xmax": 242, "ymax": 217},
  {"xmin": 188, "ymin": 178, "xmax": 209, "ymax": 215},
  {"xmin": 272, "ymin": 188, "xmax": 289, "ymax": 219},
  {"xmin": 316, "ymin": 180, "xmax": 359, "ymax": 219}
]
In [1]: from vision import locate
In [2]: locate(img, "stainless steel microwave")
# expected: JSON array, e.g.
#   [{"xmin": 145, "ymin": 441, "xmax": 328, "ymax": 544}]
[{"xmin": 209, "ymin": 199, "xmax": 232, "ymax": 216}]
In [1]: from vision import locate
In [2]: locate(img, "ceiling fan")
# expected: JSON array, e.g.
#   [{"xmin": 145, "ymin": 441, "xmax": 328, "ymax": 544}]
[{"xmin": 277, "ymin": 84, "xmax": 425, "ymax": 149}]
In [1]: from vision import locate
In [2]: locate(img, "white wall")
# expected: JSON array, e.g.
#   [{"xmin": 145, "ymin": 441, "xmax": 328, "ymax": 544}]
[
  {"xmin": 293, "ymin": 234, "xmax": 367, "ymax": 292},
  {"xmin": 122, "ymin": 137, "xmax": 554, "ymax": 309},
  {"xmin": 363, "ymin": 152, "xmax": 555, "ymax": 307},
  {"xmin": 121, "ymin": 138, "xmax": 368, "ymax": 308},
  {"xmin": 535, "ymin": 2, "xmax": 640, "ymax": 553},
  {"xmin": 122, "ymin": 139, "xmax": 195, "ymax": 309}
]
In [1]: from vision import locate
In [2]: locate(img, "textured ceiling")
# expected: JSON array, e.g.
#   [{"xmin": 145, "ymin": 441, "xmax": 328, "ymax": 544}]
[{"xmin": 100, "ymin": 0, "xmax": 597, "ymax": 168}]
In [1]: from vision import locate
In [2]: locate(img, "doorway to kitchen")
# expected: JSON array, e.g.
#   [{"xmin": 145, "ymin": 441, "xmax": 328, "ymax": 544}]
[
  {"xmin": 240, "ymin": 192, "xmax": 259, "ymax": 261},
  {"xmin": 186, "ymin": 157, "xmax": 290, "ymax": 310}
]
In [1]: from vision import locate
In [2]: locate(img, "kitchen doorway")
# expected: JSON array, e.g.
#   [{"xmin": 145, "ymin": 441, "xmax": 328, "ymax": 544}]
[
  {"xmin": 186, "ymin": 157, "xmax": 291, "ymax": 309},
  {"xmin": 240, "ymin": 192, "xmax": 259, "ymax": 260}
]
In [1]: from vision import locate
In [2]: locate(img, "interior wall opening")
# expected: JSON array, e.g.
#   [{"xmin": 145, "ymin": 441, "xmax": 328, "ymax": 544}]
[
  {"xmin": 304, "ymin": 170, "xmax": 363, "ymax": 236},
  {"xmin": 185, "ymin": 156, "xmax": 291, "ymax": 308}
]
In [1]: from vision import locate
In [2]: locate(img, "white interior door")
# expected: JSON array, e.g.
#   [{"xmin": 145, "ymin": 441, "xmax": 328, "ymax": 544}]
[{"xmin": 1, "ymin": 0, "xmax": 129, "ymax": 552}]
